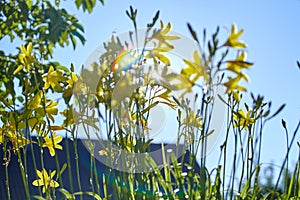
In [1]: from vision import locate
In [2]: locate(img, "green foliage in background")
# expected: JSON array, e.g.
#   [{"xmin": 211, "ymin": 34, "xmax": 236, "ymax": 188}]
[{"xmin": 0, "ymin": 1, "xmax": 299, "ymax": 200}]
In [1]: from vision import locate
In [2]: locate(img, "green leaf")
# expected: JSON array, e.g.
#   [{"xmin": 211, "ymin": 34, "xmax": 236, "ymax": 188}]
[
  {"xmin": 26, "ymin": 0, "xmax": 33, "ymax": 10},
  {"xmin": 75, "ymin": 0, "xmax": 81, "ymax": 8},
  {"xmin": 70, "ymin": 34, "xmax": 77, "ymax": 49},
  {"xmin": 51, "ymin": 62, "xmax": 70, "ymax": 72},
  {"xmin": 287, "ymin": 166, "xmax": 296, "ymax": 199},
  {"xmin": 85, "ymin": 0, "xmax": 93, "ymax": 13},
  {"xmin": 261, "ymin": 192, "xmax": 272, "ymax": 200},
  {"xmin": 73, "ymin": 192, "xmax": 102, "ymax": 200},
  {"xmin": 33, "ymin": 196, "xmax": 47, "ymax": 200},
  {"xmin": 59, "ymin": 188, "xmax": 75, "ymax": 199},
  {"xmin": 71, "ymin": 30, "xmax": 86, "ymax": 45},
  {"xmin": 161, "ymin": 143, "xmax": 171, "ymax": 184},
  {"xmin": 143, "ymin": 139, "xmax": 153, "ymax": 149},
  {"xmin": 17, "ymin": 96, "xmax": 24, "ymax": 103},
  {"xmin": 240, "ymin": 178, "xmax": 251, "ymax": 198},
  {"xmin": 59, "ymin": 163, "xmax": 67, "ymax": 177},
  {"xmin": 74, "ymin": 22, "xmax": 85, "ymax": 33}
]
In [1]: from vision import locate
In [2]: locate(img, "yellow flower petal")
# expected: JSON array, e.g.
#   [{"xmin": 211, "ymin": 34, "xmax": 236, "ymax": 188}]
[
  {"xmin": 50, "ymin": 180, "xmax": 59, "ymax": 188},
  {"xmin": 42, "ymin": 169, "xmax": 49, "ymax": 180},
  {"xmin": 32, "ymin": 180, "xmax": 44, "ymax": 186},
  {"xmin": 50, "ymin": 170, "xmax": 56, "ymax": 179},
  {"xmin": 42, "ymin": 65, "xmax": 67, "ymax": 92},
  {"xmin": 224, "ymin": 24, "xmax": 246, "ymax": 49},
  {"xmin": 42, "ymin": 186, "xmax": 46, "ymax": 194},
  {"xmin": 13, "ymin": 65, "xmax": 24, "ymax": 75},
  {"xmin": 43, "ymin": 132, "xmax": 63, "ymax": 157}
]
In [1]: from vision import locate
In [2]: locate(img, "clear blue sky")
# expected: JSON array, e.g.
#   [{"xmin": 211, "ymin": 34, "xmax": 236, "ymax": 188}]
[
  {"xmin": 53, "ymin": 0, "xmax": 300, "ymax": 168},
  {"xmin": 2, "ymin": 0, "xmax": 299, "ymax": 176}
]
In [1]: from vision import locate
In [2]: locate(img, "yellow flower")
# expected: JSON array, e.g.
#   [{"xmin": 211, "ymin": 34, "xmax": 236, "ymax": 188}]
[
  {"xmin": 28, "ymin": 92, "xmax": 58, "ymax": 122},
  {"xmin": 14, "ymin": 43, "xmax": 34, "ymax": 74},
  {"xmin": 99, "ymin": 148, "xmax": 108, "ymax": 156},
  {"xmin": 28, "ymin": 91, "xmax": 42, "ymax": 110},
  {"xmin": 145, "ymin": 47, "xmax": 171, "ymax": 66},
  {"xmin": 223, "ymin": 24, "xmax": 246, "ymax": 49},
  {"xmin": 150, "ymin": 87, "xmax": 178, "ymax": 110},
  {"xmin": 162, "ymin": 72, "xmax": 193, "ymax": 99},
  {"xmin": 224, "ymin": 76, "xmax": 247, "ymax": 94},
  {"xmin": 43, "ymin": 132, "xmax": 63, "ymax": 156},
  {"xmin": 0, "ymin": 128, "xmax": 29, "ymax": 150},
  {"xmin": 42, "ymin": 65, "xmax": 67, "ymax": 92},
  {"xmin": 32, "ymin": 168, "xmax": 59, "ymax": 193},
  {"xmin": 44, "ymin": 100, "xmax": 59, "ymax": 123},
  {"xmin": 233, "ymin": 109, "xmax": 255, "ymax": 130},
  {"xmin": 66, "ymin": 69, "xmax": 79, "ymax": 90},
  {"xmin": 149, "ymin": 21, "xmax": 180, "ymax": 48},
  {"xmin": 224, "ymin": 51, "xmax": 253, "ymax": 96},
  {"xmin": 182, "ymin": 50, "xmax": 210, "ymax": 84},
  {"xmin": 7, "ymin": 132, "xmax": 30, "ymax": 152},
  {"xmin": 3, "ymin": 113, "xmax": 30, "ymax": 152},
  {"xmin": 182, "ymin": 110, "xmax": 203, "ymax": 130},
  {"xmin": 226, "ymin": 52, "xmax": 253, "ymax": 81}
]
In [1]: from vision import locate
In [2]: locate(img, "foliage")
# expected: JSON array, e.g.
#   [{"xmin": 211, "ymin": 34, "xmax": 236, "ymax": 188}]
[{"xmin": 0, "ymin": 2, "xmax": 299, "ymax": 200}]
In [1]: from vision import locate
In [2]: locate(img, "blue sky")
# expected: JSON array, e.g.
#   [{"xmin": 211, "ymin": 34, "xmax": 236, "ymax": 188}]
[
  {"xmin": 2, "ymin": 0, "xmax": 299, "ymax": 177},
  {"xmin": 53, "ymin": 0, "xmax": 300, "ymax": 168}
]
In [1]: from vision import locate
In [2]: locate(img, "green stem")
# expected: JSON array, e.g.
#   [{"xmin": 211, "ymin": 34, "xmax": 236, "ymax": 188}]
[
  {"xmin": 16, "ymin": 149, "xmax": 30, "ymax": 200},
  {"xmin": 3, "ymin": 142, "xmax": 11, "ymax": 200},
  {"xmin": 65, "ymin": 132, "xmax": 74, "ymax": 193},
  {"xmin": 73, "ymin": 138, "xmax": 83, "ymax": 200},
  {"xmin": 271, "ymin": 120, "xmax": 300, "ymax": 200},
  {"xmin": 222, "ymin": 99, "xmax": 231, "ymax": 200},
  {"xmin": 238, "ymin": 130, "xmax": 245, "ymax": 192},
  {"xmin": 230, "ymin": 128, "xmax": 238, "ymax": 200}
]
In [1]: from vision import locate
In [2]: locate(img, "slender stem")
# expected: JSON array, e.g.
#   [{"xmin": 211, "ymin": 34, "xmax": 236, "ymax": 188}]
[
  {"xmin": 89, "ymin": 148, "xmax": 95, "ymax": 196},
  {"xmin": 238, "ymin": 130, "xmax": 245, "ymax": 192},
  {"xmin": 73, "ymin": 136, "xmax": 83, "ymax": 200},
  {"xmin": 13, "ymin": 117, "xmax": 30, "ymax": 200},
  {"xmin": 17, "ymin": 149, "xmax": 30, "ymax": 200},
  {"xmin": 65, "ymin": 130, "xmax": 74, "ymax": 193},
  {"xmin": 230, "ymin": 128, "xmax": 238, "ymax": 200},
  {"xmin": 222, "ymin": 98, "xmax": 232, "ymax": 199},
  {"xmin": 92, "ymin": 154, "xmax": 100, "ymax": 195},
  {"xmin": 3, "ymin": 142, "xmax": 11, "ymax": 200},
  {"xmin": 284, "ymin": 123, "xmax": 289, "ymax": 193},
  {"xmin": 271, "ymin": 120, "xmax": 300, "ymax": 200}
]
